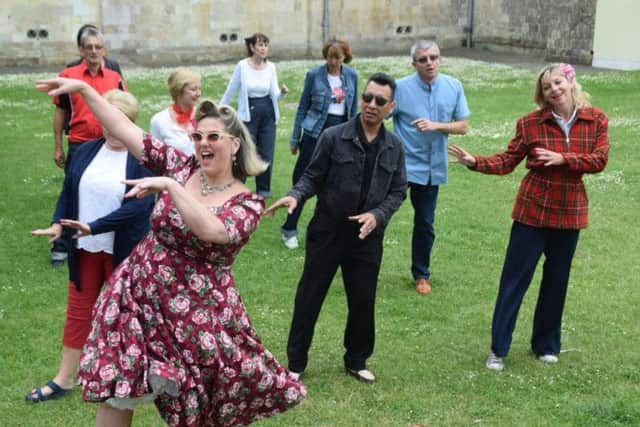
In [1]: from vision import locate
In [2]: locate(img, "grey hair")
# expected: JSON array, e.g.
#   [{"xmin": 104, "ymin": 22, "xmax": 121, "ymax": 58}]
[
  {"xmin": 410, "ymin": 40, "xmax": 439, "ymax": 60},
  {"xmin": 195, "ymin": 100, "xmax": 268, "ymax": 179},
  {"xmin": 79, "ymin": 27, "xmax": 105, "ymax": 48}
]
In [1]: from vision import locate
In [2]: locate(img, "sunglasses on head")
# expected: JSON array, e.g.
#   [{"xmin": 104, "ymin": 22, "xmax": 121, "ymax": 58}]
[
  {"xmin": 361, "ymin": 92, "xmax": 390, "ymax": 107},
  {"xmin": 190, "ymin": 131, "xmax": 233, "ymax": 143},
  {"xmin": 415, "ymin": 55, "xmax": 440, "ymax": 64}
]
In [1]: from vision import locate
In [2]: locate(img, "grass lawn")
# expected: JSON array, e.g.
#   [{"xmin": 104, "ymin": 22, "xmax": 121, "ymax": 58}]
[{"xmin": 0, "ymin": 55, "xmax": 638, "ymax": 426}]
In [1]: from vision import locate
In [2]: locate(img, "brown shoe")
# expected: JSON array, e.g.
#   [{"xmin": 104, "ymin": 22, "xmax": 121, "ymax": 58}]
[{"xmin": 415, "ymin": 278, "xmax": 432, "ymax": 295}]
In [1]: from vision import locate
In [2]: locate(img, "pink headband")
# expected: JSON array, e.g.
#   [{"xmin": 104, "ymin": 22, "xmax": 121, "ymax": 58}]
[{"xmin": 560, "ymin": 63, "xmax": 576, "ymax": 82}]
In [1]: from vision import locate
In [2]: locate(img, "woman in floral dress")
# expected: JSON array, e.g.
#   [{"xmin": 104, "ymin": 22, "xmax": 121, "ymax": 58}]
[{"xmin": 37, "ymin": 77, "xmax": 306, "ymax": 427}]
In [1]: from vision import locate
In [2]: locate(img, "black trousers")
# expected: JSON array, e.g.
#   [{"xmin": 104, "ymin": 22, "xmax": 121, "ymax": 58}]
[
  {"xmin": 287, "ymin": 217, "xmax": 383, "ymax": 372},
  {"xmin": 491, "ymin": 222, "xmax": 580, "ymax": 357},
  {"xmin": 244, "ymin": 96, "xmax": 276, "ymax": 197}
]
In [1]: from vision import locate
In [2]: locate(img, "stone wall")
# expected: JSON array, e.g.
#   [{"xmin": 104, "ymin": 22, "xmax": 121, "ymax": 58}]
[
  {"xmin": 0, "ymin": 0, "xmax": 598, "ymax": 68},
  {"xmin": 472, "ymin": 0, "xmax": 597, "ymax": 64}
]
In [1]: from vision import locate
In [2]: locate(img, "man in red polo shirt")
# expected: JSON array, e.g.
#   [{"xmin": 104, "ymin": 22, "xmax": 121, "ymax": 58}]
[
  {"xmin": 53, "ymin": 27, "xmax": 126, "ymax": 169},
  {"xmin": 50, "ymin": 27, "xmax": 126, "ymax": 267}
]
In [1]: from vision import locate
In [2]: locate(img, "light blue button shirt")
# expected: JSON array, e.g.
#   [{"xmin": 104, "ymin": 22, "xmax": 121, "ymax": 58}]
[
  {"xmin": 393, "ymin": 73, "xmax": 470, "ymax": 185},
  {"xmin": 552, "ymin": 108, "xmax": 577, "ymax": 142}
]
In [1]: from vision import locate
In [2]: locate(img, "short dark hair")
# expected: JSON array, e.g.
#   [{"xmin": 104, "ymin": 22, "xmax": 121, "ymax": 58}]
[
  {"xmin": 244, "ymin": 32, "xmax": 270, "ymax": 58},
  {"xmin": 366, "ymin": 72, "xmax": 397, "ymax": 98},
  {"xmin": 76, "ymin": 24, "xmax": 98, "ymax": 47}
]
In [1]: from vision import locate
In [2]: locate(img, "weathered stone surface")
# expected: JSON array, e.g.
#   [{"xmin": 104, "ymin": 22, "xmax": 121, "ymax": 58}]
[
  {"xmin": 0, "ymin": 0, "xmax": 598, "ymax": 68},
  {"xmin": 472, "ymin": 0, "xmax": 597, "ymax": 64}
]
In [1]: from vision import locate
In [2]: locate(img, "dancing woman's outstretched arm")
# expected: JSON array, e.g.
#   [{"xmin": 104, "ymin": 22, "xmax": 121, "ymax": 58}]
[{"xmin": 37, "ymin": 78, "xmax": 144, "ymax": 159}]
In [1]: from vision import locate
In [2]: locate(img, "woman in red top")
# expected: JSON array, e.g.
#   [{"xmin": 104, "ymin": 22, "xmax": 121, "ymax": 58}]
[{"xmin": 448, "ymin": 63, "xmax": 609, "ymax": 372}]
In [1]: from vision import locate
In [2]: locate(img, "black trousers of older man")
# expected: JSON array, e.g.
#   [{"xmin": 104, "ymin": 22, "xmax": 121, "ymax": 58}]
[{"xmin": 287, "ymin": 217, "xmax": 383, "ymax": 373}]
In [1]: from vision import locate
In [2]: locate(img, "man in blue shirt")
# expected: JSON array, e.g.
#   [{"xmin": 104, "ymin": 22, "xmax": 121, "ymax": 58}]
[{"xmin": 392, "ymin": 40, "xmax": 470, "ymax": 295}]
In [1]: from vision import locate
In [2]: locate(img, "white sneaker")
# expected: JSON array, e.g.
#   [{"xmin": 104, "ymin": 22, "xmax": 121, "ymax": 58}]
[
  {"xmin": 346, "ymin": 368, "xmax": 376, "ymax": 383},
  {"xmin": 289, "ymin": 371, "xmax": 302, "ymax": 381},
  {"xmin": 538, "ymin": 354, "xmax": 559, "ymax": 364},
  {"xmin": 486, "ymin": 352, "xmax": 504, "ymax": 371},
  {"xmin": 282, "ymin": 234, "xmax": 299, "ymax": 249}
]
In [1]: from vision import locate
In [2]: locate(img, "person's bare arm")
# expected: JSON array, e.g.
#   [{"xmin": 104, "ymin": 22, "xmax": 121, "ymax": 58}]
[
  {"xmin": 38, "ymin": 78, "xmax": 144, "ymax": 159},
  {"xmin": 411, "ymin": 118, "xmax": 469, "ymax": 135}
]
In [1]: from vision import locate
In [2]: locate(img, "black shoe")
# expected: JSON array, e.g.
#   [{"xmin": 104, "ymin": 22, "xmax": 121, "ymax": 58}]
[
  {"xmin": 50, "ymin": 251, "xmax": 67, "ymax": 268},
  {"xmin": 51, "ymin": 259, "xmax": 66, "ymax": 268}
]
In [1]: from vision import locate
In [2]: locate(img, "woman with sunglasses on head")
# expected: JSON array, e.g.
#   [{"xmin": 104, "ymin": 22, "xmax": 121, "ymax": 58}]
[
  {"xmin": 448, "ymin": 64, "xmax": 609, "ymax": 372},
  {"xmin": 28, "ymin": 90, "xmax": 154, "ymax": 403},
  {"xmin": 150, "ymin": 67, "xmax": 202, "ymax": 156},
  {"xmin": 221, "ymin": 32, "xmax": 288, "ymax": 198},
  {"xmin": 36, "ymin": 77, "xmax": 305, "ymax": 426},
  {"xmin": 280, "ymin": 37, "xmax": 358, "ymax": 250}
]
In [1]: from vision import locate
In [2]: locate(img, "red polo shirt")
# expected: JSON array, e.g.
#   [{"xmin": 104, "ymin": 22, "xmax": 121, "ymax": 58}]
[
  {"xmin": 54, "ymin": 61, "xmax": 126, "ymax": 143},
  {"xmin": 473, "ymin": 106, "xmax": 609, "ymax": 230}
]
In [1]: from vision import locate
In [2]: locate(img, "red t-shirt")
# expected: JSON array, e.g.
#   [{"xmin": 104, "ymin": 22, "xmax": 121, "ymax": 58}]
[{"xmin": 55, "ymin": 61, "xmax": 127, "ymax": 143}]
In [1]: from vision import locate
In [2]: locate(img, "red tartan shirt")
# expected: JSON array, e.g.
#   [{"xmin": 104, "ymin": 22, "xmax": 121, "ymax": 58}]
[
  {"xmin": 473, "ymin": 106, "xmax": 609, "ymax": 229},
  {"xmin": 54, "ymin": 61, "xmax": 127, "ymax": 143}
]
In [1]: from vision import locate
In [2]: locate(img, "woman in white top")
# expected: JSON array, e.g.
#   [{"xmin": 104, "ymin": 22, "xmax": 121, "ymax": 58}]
[
  {"xmin": 150, "ymin": 67, "xmax": 202, "ymax": 156},
  {"xmin": 27, "ymin": 90, "xmax": 154, "ymax": 402},
  {"xmin": 221, "ymin": 32, "xmax": 288, "ymax": 197}
]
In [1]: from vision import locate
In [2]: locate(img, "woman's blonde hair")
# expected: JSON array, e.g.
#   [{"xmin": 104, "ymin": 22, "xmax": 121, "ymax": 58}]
[
  {"xmin": 534, "ymin": 63, "xmax": 591, "ymax": 109},
  {"xmin": 103, "ymin": 89, "xmax": 139, "ymax": 122},
  {"xmin": 168, "ymin": 67, "xmax": 202, "ymax": 102},
  {"xmin": 195, "ymin": 100, "xmax": 268, "ymax": 180}
]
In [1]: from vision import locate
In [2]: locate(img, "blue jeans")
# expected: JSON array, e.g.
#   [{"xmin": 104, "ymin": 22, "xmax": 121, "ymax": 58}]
[
  {"xmin": 282, "ymin": 114, "xmax": 346, "ymax": 237},
  {"xmin": 491, "ymin": 222, "xmax": 580, "ymax": 357},
  {"xmin": 409, "ymin": 182, "xmax": 439, "ymax": 280},
  {"xmin": 244, "ymin": 96, "xmax": 276, "ymax": 197}
]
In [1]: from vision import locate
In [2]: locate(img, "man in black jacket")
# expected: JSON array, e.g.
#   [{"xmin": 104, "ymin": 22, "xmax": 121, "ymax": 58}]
[{"xmin": 266, "ymin": 73, "xmax": 407, "ymax": 383}]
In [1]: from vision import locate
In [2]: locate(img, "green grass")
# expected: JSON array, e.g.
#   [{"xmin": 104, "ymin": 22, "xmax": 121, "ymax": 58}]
[{"xmin": 1, "ymin": 57, "xmax": 639, "ymax": 426}]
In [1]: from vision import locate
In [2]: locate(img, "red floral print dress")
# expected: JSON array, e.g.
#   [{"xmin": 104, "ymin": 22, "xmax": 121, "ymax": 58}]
[{"xmin": 78, "ymin": 134, "xmax": 306, "ymax": 426}]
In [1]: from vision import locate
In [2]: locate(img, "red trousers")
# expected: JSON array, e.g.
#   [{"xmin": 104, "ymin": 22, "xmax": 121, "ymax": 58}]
[{"xmin": 63, "ymin": 249, "xmax": 113, "ymax": 349}]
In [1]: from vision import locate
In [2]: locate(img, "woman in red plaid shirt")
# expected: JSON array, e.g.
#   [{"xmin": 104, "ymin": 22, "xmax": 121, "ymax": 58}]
[{"xmin": 448, "ymin": 63, "xmax": 609, "ymax": 372}]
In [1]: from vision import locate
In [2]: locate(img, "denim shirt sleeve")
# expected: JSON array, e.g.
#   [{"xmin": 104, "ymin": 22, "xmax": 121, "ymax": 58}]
[
  {"xmin": 291, "ymin": 70, "xmax": 315, "ymax": 147},
  {"xmin": 453, "ymin": 80, "xmax": 471, "ymax": 121},
  {"xmin": 346, "ymin": 68, "xmax": 359, "ymax": 119}
]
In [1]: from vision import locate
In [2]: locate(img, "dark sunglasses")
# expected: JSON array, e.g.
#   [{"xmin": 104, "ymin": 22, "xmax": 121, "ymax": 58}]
[
  {"xmin": 415, "ymin": 55, "xmax": 440, "ymax": 64},
  {"xmin": 361, "ymin": 92, "xmax": 390, "ymax": 107},
  {"xmin": 190, "ymin": 131, "xmax": 233, "ymax": 143}
]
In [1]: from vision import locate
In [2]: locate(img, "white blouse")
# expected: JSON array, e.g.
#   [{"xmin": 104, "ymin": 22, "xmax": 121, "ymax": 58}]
[
  {"xmin": 77, "ymin": 144, "xmax": 127, "ymax": 254},
  {"xmin": 245, "ymin": 66, "xmax": 271, "ymax": 98},
  {"xmin": 149, "ymin": 108, "xmax": 195, "ymax": 156}
]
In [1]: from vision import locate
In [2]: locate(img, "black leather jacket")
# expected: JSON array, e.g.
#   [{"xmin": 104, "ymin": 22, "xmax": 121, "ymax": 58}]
[{"xmin": 289, "ymin": 115, "xmax": 407, "ymax": 229}]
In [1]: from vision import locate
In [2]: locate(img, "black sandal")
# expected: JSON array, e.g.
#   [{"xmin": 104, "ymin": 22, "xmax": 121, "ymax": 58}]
[{"xmin": 25, "ymin": 380, "xmax": 72, "ymax": 403}]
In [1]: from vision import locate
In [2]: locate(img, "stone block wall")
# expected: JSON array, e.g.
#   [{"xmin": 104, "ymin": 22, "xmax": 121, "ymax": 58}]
[
  {"xmin": 0, "ymin": 0, "xmax": 598, "ymax": 68},
  {"xmin": 472, "ymin": 0, "xmax": 597, "ymax": 64}
]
